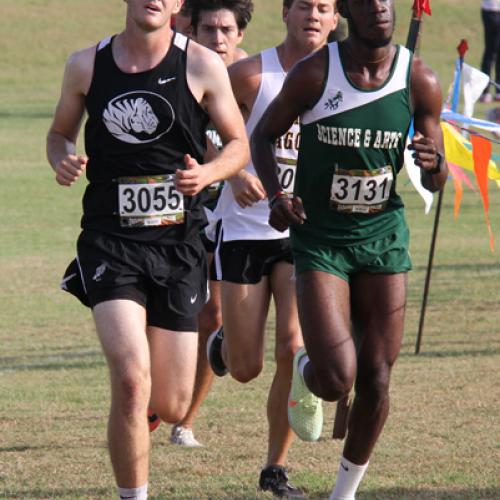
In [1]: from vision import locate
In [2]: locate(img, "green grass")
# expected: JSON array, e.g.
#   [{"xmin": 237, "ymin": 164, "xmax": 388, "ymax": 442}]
[{"xmin": 1, "ymin": 1, "xmax": 500, "ymax": 499}]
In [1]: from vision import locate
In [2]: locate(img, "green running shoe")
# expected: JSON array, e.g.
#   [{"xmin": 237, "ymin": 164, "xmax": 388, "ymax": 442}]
[{"xmin": 288, "ymin": 348, "xmax": 323, "ymax": 442}]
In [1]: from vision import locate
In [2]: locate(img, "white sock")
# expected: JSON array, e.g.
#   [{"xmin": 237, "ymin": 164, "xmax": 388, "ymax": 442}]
[
  {"xmin": 329, "ymin": 457, "xmax": 368, "ymax": 500},
  {"xmin": 118, "ymin": 483, "xmax": 148, "ymax": 500},
  {"xmin": 298, "ymin": 354, "xmax": 310, "ymax": 378}
]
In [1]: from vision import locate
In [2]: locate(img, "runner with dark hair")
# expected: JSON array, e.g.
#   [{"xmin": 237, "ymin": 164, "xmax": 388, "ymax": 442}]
[{"xmin": 169, "ymin": 0, "xmax": 254, "ymax": 448}]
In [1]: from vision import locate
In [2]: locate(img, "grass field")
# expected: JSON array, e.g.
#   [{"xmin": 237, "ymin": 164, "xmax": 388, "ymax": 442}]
[{"xmin": 1, "ymin": 1, "xmax": 499, "ymax": 499}]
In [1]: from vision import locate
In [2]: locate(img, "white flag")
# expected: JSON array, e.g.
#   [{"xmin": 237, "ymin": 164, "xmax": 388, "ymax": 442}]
[
  {"xmin": 462, "ymin": 63, "xmax": 490, "ymax": 118},
  {"xmin": 404, "ymin": 146, "xmax": 434, "ymax": 214}
]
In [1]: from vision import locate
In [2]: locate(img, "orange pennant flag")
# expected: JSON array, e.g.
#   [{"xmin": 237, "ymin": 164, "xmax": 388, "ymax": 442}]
[
  {"xmin": 448, "ymin": 164, "xmax": 464, "ymax": 220},
  {"xmin": 470, "ymin": 134, "xmax": 494, "ymax": 251}
]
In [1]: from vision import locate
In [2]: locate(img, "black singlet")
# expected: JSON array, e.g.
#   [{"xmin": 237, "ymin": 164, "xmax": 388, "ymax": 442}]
[{"xmin": 83, "ymin": 32, "xmax": 209, "ymax": 244}]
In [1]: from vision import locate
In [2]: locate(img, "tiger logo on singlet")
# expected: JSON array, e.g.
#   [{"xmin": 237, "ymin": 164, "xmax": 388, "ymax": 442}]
[{"xmin": 103, "ymin": 91, "xmax": 175, "ymax": 144}]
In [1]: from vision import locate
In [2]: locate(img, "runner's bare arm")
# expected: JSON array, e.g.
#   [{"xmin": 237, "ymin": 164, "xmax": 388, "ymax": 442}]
[
  {"xmin": 251, "ymin": 50, "xmax": 326, "ymax": 230},
  {"xmin": 179, "ymin": 43, "xmax": 249, "ymax": 196},
  {"xmin": 46, "ymin": 47, "xmax": 94, "ymax": 186},
  {"xmin": 228, "ymin": 54, "xmax": 262, "ymax": 122},
  {"xmin": 225, "ymin": 55, "xmax": 267, "ymax": 207},
  {"xmin": 409, "ymin": 58, "xmax": 448, "ymax": 192}
]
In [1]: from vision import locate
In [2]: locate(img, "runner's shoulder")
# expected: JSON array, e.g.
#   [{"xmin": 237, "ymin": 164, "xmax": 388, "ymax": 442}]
[
  {"xmin": 288, "ymin": 45, "xmax": 328, "ymax": 84},
  {"xmin": 410, "ymin": 57, "xmax": 440, "ymax": 91},
  {"xmin": 228, "ymin": 52, "xmax": 262, "ymax": 99},
  {"xmin": 66, "ymin": 45, "xmax": 96, "ymax": 76},
  {"xmin": 64, "ymin": 45, "xmax": 96, "ymax": 95},
  {"xmin": 283, "ymin": 47, "xmax": 329, "ymax": 108},
  {"xmin": 187, "ymin": 39, "xmax": 227, "ymax": 78},
  {"xmin": 410, "ymin": 57, "xmax": 442, "ymax": 109}
]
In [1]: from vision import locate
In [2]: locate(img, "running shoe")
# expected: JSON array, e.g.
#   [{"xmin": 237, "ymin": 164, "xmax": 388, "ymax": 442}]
[
  {"xmin": 288, "ymin": 348, "xmax": 323, "ymax": 442},
  {"xmin": 259, "ymin": 465, "xmax": 305, "ymax": 499},
  {"xmin": 148, "ymin": 408, "xmax": 161, "ymax": 432},
  {"xmin": 206, "ymin": 327, "xmax": 228, "ymax": 376},
  {"xmin": 170, "ymin": 424, "xmax": 202, "ymax": 447}
]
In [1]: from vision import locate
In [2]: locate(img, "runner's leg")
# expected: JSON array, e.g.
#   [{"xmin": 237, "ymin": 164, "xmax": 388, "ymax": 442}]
[
  {"xmin": 179, "ymin": 277, "xmax": 221, "ymax": 429},
  {"xmin": 148, "ymin": 326, "xmax": 199, "ymax": 424},
  {"xmin": 296, "ymin": 270, "xmax": 356, "ymax": 401},
  {"xmin": 266, "ymin": 261, "xmax": 302, "ymax": 465},
  {"xmin": 343, "ymin": 272, "xmax": 407, "ymax": 465},
  {"xmin": 93, "ymin": 299, "xmax": 150, "ymax": 489},
  {"xmin": 221, "ymin": 279, "xmax": 271, "ymax": 383}
]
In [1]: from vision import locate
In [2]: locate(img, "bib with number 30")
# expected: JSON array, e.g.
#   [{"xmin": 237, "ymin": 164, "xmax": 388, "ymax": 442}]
[
  {"xmin": 118, "ymin": 174, "xmax": 184, "ymax": 227},
  {"xmin": 330, "ymin": 166, "xmax": 393, "ymax": 214},
  {"xmin": 277, "ymin": 157, "xmax": 297, "ymax": 196}
]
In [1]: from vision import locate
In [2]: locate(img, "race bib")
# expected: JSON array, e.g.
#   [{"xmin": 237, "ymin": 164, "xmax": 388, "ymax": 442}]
[
  {"xmin": 277, "ymin": 157, "xmax": 297, "ymax": 196},
  {"xmin": 330, "ymin": 166, "xmax": 393, "ymax": 214},
  {"xmin": 118, "ymin": 174, "xmax": 184, "ymax": 227}
]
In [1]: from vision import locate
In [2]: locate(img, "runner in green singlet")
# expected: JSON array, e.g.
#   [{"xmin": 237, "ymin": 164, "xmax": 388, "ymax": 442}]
[{"xmin": 251, "ymin": 1, "xmax": 448, "ymax": 498}]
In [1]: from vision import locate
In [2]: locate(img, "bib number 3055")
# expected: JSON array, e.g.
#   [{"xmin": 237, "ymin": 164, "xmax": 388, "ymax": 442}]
[
  {"xmin": 330, "ymin": 166, "xmax": 393, "ymax": 214},
  {"xmin": 118, "ymin": 175, "xmax": 184, "ymax": 227}
]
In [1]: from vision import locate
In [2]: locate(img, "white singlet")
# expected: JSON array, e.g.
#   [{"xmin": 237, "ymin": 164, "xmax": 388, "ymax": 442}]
[{"xmin": 215, "ymin": 47, "xmax": 300, "ymax": 241}]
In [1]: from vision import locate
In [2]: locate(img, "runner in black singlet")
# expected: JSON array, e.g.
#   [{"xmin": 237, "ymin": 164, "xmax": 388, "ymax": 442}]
[{"xmin": 46, "ymin": 1, "xmax": 248, "ymax": 498}]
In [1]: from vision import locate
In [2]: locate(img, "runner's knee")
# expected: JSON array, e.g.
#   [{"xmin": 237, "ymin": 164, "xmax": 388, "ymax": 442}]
[
  {"xmin": 312, "ymin": 363, "xmax": 355, "ymax": 402},
  {"xmin": 355, "ymin": 364, "xmax": 391, "ymax": 408},
  {"xmin": 198, "ymin": 301, "xmax": 222, "ymax": 340},
  {"xmin": 229, "ymin": 358, "xmax": 263, "ymax": 383},
  {"xmin": 152, "ymin": 387, "xmax": 193, "ymax": 424},
  {"xmin": 275, "ymin": 333, "xmax": 300, "ymax": 368},
  {"xmin": 111, "ymin": 367, "xmax": 151, "ymax": 417}
]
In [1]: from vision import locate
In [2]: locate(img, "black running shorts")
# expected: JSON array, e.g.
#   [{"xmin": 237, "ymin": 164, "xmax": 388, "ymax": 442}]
[
  {"xmin": 61, "ymin": 230, "xmax": 208, "ymax": 332},
  {"xmin": 213, "ymin": 237, "xmax": 293, "ymax": 284}
]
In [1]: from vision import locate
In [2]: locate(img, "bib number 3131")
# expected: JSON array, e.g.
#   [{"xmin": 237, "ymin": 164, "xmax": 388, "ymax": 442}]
[
  {"xmin": 118, "ymin": 174, "xmax": 184, "ymax": 227},
  {"xmin": 330, "ymin": 166, "xmax": 393, "ymax": 214}
]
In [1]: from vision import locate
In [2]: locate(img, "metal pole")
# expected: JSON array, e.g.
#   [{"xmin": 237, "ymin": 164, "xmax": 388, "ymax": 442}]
[
  {"xmin": 415, "ymin": 39, "xmax": 467, "ymax": 354},
  {"xmin": 415, "ymin": 188, "xmax": 444, "ymax": 354},
  {"xmin": 406, "ymin": 15, "xmax": 422, "ymax": 52}
]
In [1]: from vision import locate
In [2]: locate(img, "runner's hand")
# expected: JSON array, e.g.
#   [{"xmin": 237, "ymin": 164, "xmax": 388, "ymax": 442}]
[
  {"xmin": 55, "ymin": 155, "xmax": 87, "ymax": 186},
  {"xmin": 228, "ymin": 170, "xmax": 266, "ymax": 208},
  {"xmin": 408, "ymin": 132, "xmax": 440, "ymax": 172},
  {"xmin": 269, "ymin": 196, "xmax": 306, "ymax": 232},
  {"xmin": 175, "ymin": 154, "xmax": 211, "ymax": 196}
]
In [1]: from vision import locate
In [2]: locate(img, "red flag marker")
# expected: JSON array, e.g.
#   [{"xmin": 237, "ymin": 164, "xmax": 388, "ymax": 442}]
[
  {"xmin": 457, "ymin": 39, "xmax": 469, "ymax": 60},
  {"xmin": 412, "ymin": 0, "xmax": 432, "ymax": 17}
]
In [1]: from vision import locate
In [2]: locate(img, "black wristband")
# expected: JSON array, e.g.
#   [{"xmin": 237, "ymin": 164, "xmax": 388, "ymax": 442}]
[{"xmin": 428, "ymin": 151, "xmax": 444, "ymax": 175}]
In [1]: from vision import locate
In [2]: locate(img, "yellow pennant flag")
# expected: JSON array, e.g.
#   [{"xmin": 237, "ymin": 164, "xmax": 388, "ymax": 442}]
[{"xmin": 441, "ymin": 122, "xmax": 499, "ymax": 180}]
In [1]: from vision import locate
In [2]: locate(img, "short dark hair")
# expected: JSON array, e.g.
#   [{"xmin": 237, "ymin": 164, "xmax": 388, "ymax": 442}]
[
  {"xmin": 283, "ymin": 0, "xmax": 336, "ymax": 10},
  {"xmin": 186, "ymin": 0, "xmax": 254, "ymax": 31}
]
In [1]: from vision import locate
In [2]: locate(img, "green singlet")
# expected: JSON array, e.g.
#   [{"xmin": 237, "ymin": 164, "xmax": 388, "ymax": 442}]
[{"xmin": 291, "ymin": 43, "xmax": 414, "ymax": 278}]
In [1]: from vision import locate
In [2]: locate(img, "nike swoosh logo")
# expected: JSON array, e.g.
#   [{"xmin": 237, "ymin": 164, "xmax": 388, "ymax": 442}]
[
  {"xmin": 60, "ymin": 273, "xmax": 77, "ymax": 289},
  {"xmin": 341, "ymin": 462, "xmax": 349, "ymax": 471},
  {"xmin": 190, "ymin": 294, "xmax": 197, "ymax": 304},
  {"xmin": 158, "ymin": 77, "xmax": 176, "ymax": 85}
]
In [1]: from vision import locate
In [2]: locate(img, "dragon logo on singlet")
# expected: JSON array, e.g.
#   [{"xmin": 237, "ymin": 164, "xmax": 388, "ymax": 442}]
[
  {"xmin": 324, "ymin": 91, "xmax": 343, "ymax": 111},
  {"xmin": 103, "ymin": 91, "xmax": 175, "ymax": 144}
]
